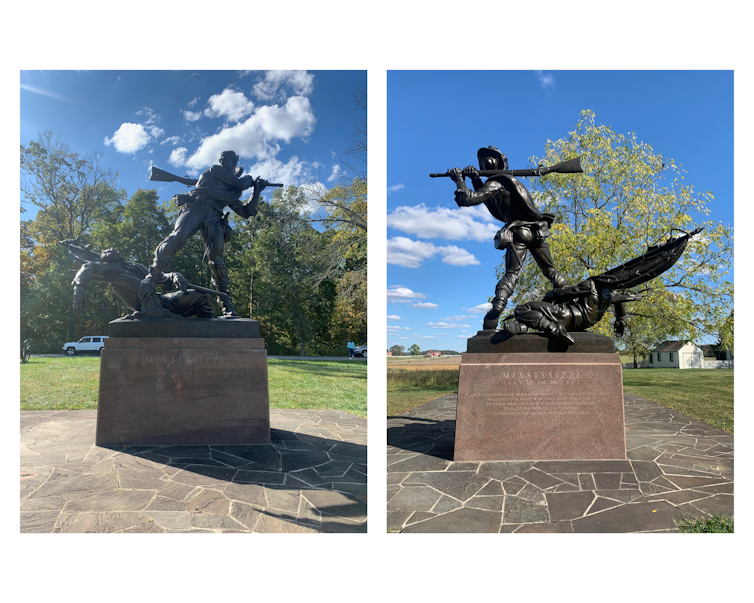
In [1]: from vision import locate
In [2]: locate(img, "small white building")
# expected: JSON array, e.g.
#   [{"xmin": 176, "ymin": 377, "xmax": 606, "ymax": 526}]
[{"xmin": 648, "ymin": 341, "xmax": 704, "ymax": 369}]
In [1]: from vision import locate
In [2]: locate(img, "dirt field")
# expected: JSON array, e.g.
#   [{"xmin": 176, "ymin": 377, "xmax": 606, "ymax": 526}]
[{"xmin": 387, "ymin": 356, "xmax": 461, "ymax": 370}]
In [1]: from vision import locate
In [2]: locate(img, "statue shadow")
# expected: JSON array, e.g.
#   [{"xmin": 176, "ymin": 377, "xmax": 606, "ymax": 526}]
[
  {"xmin": 387, "ymin": 415, "xmax": 457, "ymax": 461},
  {"xmin": 102, "ymin": 428, "xmax": 366, "ymax": 531}
]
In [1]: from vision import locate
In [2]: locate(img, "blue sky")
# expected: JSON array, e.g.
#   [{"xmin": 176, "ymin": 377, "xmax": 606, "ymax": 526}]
[
  {"xmin": 21, "ymin": 70, "xmax": 365, "ymax": 218},
  {"xmin": 387, "ymin": 71, "xmax": 734, "ymax": 353}
]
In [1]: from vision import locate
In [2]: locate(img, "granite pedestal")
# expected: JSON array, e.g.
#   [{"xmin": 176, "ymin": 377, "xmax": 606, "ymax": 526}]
[
  {"xmin": 454, "ymin": 332, "xmax": 626, "ymax": 462},
  {"xmin": 96, "ymin": 318, "xmax": 271, "ymax": 447}
]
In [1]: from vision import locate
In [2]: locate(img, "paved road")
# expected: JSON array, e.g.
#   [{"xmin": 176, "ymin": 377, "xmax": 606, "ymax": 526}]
[{"xmin": 30, "ymin": 354, "xmax": 365, "ymax": 361}]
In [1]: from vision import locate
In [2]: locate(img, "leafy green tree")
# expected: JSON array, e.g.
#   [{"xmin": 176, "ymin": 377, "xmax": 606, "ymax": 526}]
[
  {"xmin": 243, "ymin": 187, "xmax": 339, "ymax": 355},
  {"xmin": 91, "ymin": 189, "xmax": 171, "ymax": 264},
  {"xmin": 502, "ymin": 111, "xmax": 733, "ymax": 355},
  {"xmin": 21, "ymin": 131, "xmax": 124, "ymax": 251},
  {"xmin": 408, "ymin": 344, "xmax": 421, "ymax": 355},
  {"xmin": 21, "ymin": 132, "xmax": 125, "ymax": 347},
  {"xmin": 304, "ymin": 85, "xmax": 368, "ymax": 348},
  {"xmin": 389, "ymin": 345, "xmax": 405, "ymax": 356},
  {"xmin": 718, "ymin": 310, "xmax": 734, "ymax": 355}
]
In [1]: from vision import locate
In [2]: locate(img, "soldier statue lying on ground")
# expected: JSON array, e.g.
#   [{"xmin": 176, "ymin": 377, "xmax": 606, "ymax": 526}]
[
  {"xmin": 499, "ymin": 229, "xmax": 701, "ymax": 344},
  {"xmin": 61, "ymin": 241, "xmax": 214, "ymax": 318}
]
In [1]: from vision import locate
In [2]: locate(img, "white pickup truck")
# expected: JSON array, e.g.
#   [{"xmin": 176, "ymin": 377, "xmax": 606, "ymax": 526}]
[{"xmin": 62, "ymin": 336, "xmax": 108, "ymax": 356}]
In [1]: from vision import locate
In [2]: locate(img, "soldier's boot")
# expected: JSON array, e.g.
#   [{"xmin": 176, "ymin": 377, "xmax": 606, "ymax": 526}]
[
  {"xmin": 209, "ymin": 260, "xmax": 238, "ymax": 317},
  {"xmin": 502, "ymin": 320, "xmax": 528, "ymax": 335},
  {"xmin": 538, "ymin": 317, "xmax": 574, "ymax": 344},
  {"xmin": 218, "ymin": 294, "xmax": 238, "ymax": 317},
  {"xmin": 482, "ymin": 283, "xmax": 513, "ymax": 330}
]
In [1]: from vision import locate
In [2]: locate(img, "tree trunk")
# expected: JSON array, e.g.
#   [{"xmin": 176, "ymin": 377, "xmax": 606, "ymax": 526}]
[{"xmin": 633, "ymin": 350, "xmax": 637, "ymax": 369}]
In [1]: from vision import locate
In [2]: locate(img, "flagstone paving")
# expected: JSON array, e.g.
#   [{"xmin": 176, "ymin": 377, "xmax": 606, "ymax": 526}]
[
  {"xmin": 387, "ymin": 393, "xmax": 733, "ymax": 533},
  {"xmin": 21, "ymin": 409, "xmax": 366, "ymax": 533}
]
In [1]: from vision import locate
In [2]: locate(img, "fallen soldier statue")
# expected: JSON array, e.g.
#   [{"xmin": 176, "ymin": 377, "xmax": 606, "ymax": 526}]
[{"xmin": 500, "ymin": 228, "xmax": 702, "ymax": 344}]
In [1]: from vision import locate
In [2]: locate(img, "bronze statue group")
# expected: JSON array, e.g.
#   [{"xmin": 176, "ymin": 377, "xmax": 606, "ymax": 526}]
[
  {"xmin": 442, "ymin": 146, "xmax": 698, "ymax": 344},
  {"xmin": 63, "ymin": 150, "xmax": 280, "ymax": 322}
]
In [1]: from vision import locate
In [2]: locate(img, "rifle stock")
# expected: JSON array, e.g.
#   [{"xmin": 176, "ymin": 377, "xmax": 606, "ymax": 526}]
[
  {"xmin": 150, "ymin": 166, "xmax": 198, "ymax": 186},
  {"xmin": 430, "ymin": 156, "xmax": 583, "ymax": 178}
]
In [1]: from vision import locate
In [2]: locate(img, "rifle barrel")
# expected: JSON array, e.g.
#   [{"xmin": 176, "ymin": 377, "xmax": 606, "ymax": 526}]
[
  {"xmin": 430, "ymin": 157, "xmax": 583, "ymax": 178},
  {"xmin": 186, "ymin": 283, "xmax": 230, "ymax": 300}
]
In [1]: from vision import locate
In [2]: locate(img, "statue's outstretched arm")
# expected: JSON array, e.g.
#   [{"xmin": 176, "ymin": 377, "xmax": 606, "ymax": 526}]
[
  {"xmin": 454, "ymin": 178, "xmax": 503, "ymax": 208},
  {"xmin": 543, "ymin": 281, "xmax": 594, "ymax": 303}
]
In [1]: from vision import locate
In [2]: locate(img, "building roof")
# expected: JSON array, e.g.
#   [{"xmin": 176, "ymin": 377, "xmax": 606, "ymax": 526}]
[{"xmin": 653, "ymin": 341, "xmax": 688, "ymax": 352}]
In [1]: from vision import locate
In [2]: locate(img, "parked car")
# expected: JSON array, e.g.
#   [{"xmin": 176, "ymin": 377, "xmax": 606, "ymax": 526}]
[
  {"xmin": 62, "ymin": 336, "xmax": 108, "ymax": 356},
  {"xmin": 354, "ymin": 344, "xmax": 367, "ymax": 359}
]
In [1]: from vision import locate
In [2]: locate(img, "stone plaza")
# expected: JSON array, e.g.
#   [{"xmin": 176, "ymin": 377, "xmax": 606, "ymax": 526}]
[
  {"xmin": 387, "ymin": 393, "xmax": 733, "ymax": 532},
  {"xmin": 21, "ymin": 408, "xmax": 366, "ymax": 533}
]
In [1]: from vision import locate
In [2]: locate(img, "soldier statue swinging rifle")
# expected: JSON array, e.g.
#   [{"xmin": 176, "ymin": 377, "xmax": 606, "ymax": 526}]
[
  {"xmin": 142, "ymin": 150, "xmax": 282, "ymax": 317},
  {"xmin": 434, "ymin": 146, "xmax": 581, "ymax": 331}
]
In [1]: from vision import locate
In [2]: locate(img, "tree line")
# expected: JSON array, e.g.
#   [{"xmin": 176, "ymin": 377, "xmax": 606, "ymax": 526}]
[{"xmin": 20, "ymin": 131, "xmax": 366, "ymax": 356}]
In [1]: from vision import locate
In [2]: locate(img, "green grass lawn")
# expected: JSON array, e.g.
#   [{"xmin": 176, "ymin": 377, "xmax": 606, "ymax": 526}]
[
  {"xmin": 20, "ymin": 357, "xmax": 367, "ymax": 418},
  {"xmin": 622, "ymin": 368, "xmax": 733, "ymax": 434},
  {"xmin": 387, "ymin": 369, "xmax": 459, "ymax": 417},
  {"xmin": 675, "ymin": 516, "xmax": 734, "ymax": 533}
]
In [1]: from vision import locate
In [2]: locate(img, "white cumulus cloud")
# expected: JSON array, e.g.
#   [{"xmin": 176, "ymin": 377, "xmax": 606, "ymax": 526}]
[
  {"xmin": 440, "ymin": 245, "xmax": 481, "ymax": 266},
  {"xmin": 411, "ymin": 302, "xmax": 439, "ymax": 309},
  {"xmin": 205, "ymin": 87, "xmax": 255, "ymax": 122},
  {"xmin": 387, "ymin": 204, "xmax": 498, "ymax": 242},
  {"xmin": 387, "ymin": 315, "xmax": 401, "ymax": 321},
  {"xmin": 160, "ymin": 136, "xmax": 181, "ymax": 146},
  {"xmin": 253, "ymin": 70, "xmax": 315, "ymax": 102},
  {"xmin": 247, "ymin": 156, "xmax": 318, "ymax": 188},
  {"xmin": 182, "ymin": 110, "xmax": 203, "ymax": 122},
  {"xmin": 387, "ymin": 237, "xmax": 438, "ymax": 268},
  {"xmin": 387, "ymin": 285, "xmax": 426, "ymax": 303},
  {"xmin": 171, "ymin": 95, "xmax": 316, "ymax": 172},
  {"xmin": 104, "ymin": 123, "xmax": 153, "ymax": 154},
  {"xmin": 327, "ymin": 164, "xmax": 345, "ymax": 182},
  {"xmin": 387, "ymin": 184, "xmax": 405, "ymax": 194},
  {"xmin": 387, "ymin": 237, "xmax": 479, "ymax": 268},
  {"xmin": 467, "ymin": 302, "xmax": 493, "ymax": 314},
  {"xmin": 168, "ymin": 147, "xmax": 189, "ymax": 167},
  {"xmin": 428, "ymin": 322, "xmax": 471, "ymax": 329}
]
